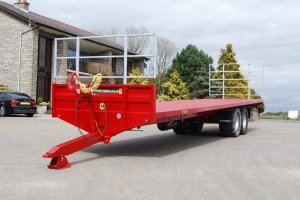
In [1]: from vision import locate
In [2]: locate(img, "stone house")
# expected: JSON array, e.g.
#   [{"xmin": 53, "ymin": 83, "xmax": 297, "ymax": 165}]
[{"xmin": 0, "ymin": 0, "xmax": 145, "ymax": 102}]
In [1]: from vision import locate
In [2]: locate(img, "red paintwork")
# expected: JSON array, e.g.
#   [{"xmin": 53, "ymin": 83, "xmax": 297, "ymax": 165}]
[
  {"xmin": 156, "ymin": 98, "xmax": 262, "ymax": 122},
  {"xmin": 43, "ymin": 84, "xmax": 263, "ymax": 169}
]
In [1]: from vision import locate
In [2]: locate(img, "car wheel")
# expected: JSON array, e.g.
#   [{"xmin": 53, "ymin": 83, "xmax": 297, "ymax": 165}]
[
  {"xmin": 26, "ymin": 113, "xmax": 34, "ymax": 117},
  {"xmin": 0, "ymin": 106, "xmax": 7, "ymax": 117}
]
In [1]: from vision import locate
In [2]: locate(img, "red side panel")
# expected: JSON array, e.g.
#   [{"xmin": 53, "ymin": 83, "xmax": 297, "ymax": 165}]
[{"xmin": 52, "ymin": 84, "xmax": 156, "ymax": 138}]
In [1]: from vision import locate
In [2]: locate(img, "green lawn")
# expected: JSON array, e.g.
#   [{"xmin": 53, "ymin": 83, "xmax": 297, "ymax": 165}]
[{"xmin": 261, "ymin": 114, "xmax": 300, "ymax": 120}]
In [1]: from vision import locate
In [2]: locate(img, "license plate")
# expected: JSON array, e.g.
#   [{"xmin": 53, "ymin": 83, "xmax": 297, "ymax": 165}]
[{"xmin": 20, "ymin": 102, "xmax": 30, "ymax": 105}]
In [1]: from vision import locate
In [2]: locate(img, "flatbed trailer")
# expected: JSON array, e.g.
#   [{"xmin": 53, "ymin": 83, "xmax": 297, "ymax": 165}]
[{"xmin": 43, "ymin": 83, "xmax": 263, "ymax": 169}]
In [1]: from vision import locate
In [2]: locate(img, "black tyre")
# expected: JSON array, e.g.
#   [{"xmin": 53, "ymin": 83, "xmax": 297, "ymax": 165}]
[
  {"xmin": 185, "ymin": 121, "xmax": 194, "ymax": 134},
  {"xmin": 219, "ymin": 108, "xmax": 241, "ymax": 137},
  {"xmin": 173, "ymin": 121, "xmax": 185, "ymax": 134},
  {"xmin": 173, "ymin": 120, "xmax": 193, "ymax": 135},
  {"xmin": 193, "ymin": 122, "xmax": 203, "ymax": 133},
  {"xmin": 0, "ymin": 106, "xmax": 7, "ymax": 117},
  {"xmin": 240, "ymin": 107, "xmax": 248, "ymax": 135},
  {"xmin": 26, "ymin": 113, "xmax": 34, "ymax": 117}
]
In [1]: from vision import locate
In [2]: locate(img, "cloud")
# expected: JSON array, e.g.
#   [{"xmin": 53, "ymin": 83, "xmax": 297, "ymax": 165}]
[{"xmin": 5, "ymin": 0, "xmax": 300, "ymax": 111}]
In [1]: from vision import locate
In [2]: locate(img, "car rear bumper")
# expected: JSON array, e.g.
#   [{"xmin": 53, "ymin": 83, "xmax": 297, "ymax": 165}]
[{"xmin": 12, "ymin": 106, "xmax": 37, "ymax": 114}]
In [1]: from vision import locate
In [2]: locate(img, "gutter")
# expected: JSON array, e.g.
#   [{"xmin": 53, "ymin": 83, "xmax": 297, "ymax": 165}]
[{"xmin": 18, "ymin": 24, "xmax": 38, "ymax": 92}]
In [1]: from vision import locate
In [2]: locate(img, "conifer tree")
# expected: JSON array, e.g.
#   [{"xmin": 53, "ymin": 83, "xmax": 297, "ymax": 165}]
[
  {"xmin": 250, "ymin": 89, "xmax": 265, "ymax": 113},
  {"xmin": 189, "ymin": 67, "xmax": 222, "ymax": 99},
  {"xmin": 167, "ymin": 44, "xmax": 213, "ymax": 87},
  {"xmin": 188, "ymin": 68, "xmax": 209, "ymax": 99},
  {"xmin": 157, "ymin": 70, "xmax": 189, "ymax": 101},
  {"xmin": 213, "ymin": 44, "xmax": 248, "ymax": 99}
]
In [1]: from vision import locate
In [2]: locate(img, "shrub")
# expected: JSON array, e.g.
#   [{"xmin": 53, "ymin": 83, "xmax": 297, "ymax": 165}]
[
  {"xmin": 0, "ymin": 83, "xmax": 13, "ymax": 92},
  {"xmin": 37, "ymin": 97, "xmax": 43, "ymax": 104},
  {"xmin": 85, "ymin": 62, "xmax": 115, "ymax": 84}
]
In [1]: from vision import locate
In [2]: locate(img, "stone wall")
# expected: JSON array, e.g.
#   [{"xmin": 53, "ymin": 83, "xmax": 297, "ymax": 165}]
[
  {"xmin": 113, "ymin": 58, "xmax": 145, "ymax": 83},
  {"xmin": 54, "ymin": 38, "xmax": 68, "ymax": 84},
  {"xmin": 94, "ymin": 50, "xmax": 112, "ymax": 66},
  {"xmin": 115, "ymin": 58, "xmax": 124, "ymax": 75},
  {"xmin": 0, "ymin": 9, "xmax": 38, "ymax": 99},
  {"xmin": 134, "ymin": 60, "xmax": 144, "ymax": 73}
]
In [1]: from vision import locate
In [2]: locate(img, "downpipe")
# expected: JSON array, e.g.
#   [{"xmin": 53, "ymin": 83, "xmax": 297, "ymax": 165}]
[{"xmin": 18, "ymin": 24, "xmax": 38, "ymax": 92}]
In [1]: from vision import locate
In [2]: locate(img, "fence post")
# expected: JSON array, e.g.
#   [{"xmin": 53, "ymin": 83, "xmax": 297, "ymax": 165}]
[{"xmin": 222, "ymin": 64, "xmax": 225, "ymax": 99}]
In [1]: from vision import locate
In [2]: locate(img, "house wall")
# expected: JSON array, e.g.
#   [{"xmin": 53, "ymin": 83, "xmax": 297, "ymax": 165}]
[
  {"xmin": 115, "ymin": 59, "xmax": 143, "ymax": 76},
  {"xmin": 0, "ymin": 9, "xmax": 38, "ymax": 99},
  {"xmin": 0, "ymin": 8, "xmax": 146, "ymax": 102},
  {"xmin": 94, "ymin": 50, "xmax": 112, "ymax": 66},
  {"xmin": 54, "ymin": 37, "xmax": 68, "ymax": 84},
  {"xmin": 134, "ymin": 60, "xmax": 144, "ymax": 72},
  {"xmin": 115, "ymin": 58, "xmax": 124, "ymax": 75},
  {"xmin": 113, "ymin": 59, "xmax": 144, "ymax": 83}
]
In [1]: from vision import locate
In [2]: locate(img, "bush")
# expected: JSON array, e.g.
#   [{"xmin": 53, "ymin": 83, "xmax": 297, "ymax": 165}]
[
  {"xmin": 0, "ymin": 83, "xmax": 13, "ymax": 92},
  {"xmin": 85, "ymin": 62, "xmax": 115, "ymax": 84},
  {"xmin": 128, "ymin": 68, "xmax": 149, "ymax": 85},
  {"xmin": 264, "ymin": 112, "xmax": 288, "ymax": 116},
  {"xmin": 37, "ymin": 97, "xmax": 43, "ymax": 104}
]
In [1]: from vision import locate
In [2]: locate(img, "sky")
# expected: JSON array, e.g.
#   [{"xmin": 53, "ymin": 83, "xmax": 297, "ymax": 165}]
[{"xmin": 5, "ymin": 0, "xmax": 300, "ymax": 112}]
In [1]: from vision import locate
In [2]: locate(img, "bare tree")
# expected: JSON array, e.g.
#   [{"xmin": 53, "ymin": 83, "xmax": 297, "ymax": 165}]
[
  {"xmin": 148, "ymin": 36, "xmax": 178, "ymax": 94},
  {"xmin": 157, "ymin": 37, "xmax": 178, "ymax": 74},
  {"xmin": 91, "ymin": 27, "xmax": 123, "ymax": 44},
  {"xmin": 126, "ymin": 26, "xmax": 150, "ymax": 54},
  {"xmin": 91, "ymin": 26, "xmax": 151, "ymax": 53}
]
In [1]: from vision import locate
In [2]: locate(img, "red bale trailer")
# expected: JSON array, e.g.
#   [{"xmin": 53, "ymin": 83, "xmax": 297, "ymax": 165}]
[{"xmin": 43, "ymin": 80, "xmax": 263, "ymax": 169}]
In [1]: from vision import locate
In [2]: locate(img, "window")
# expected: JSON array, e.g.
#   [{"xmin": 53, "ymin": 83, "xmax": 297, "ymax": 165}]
[
  {"xmin": 67, "ymin": 49, "xmax": 76, "ymax": 70},
  {"xmin": 112, "ymin": 58, "xmax": 116, "ymax": 73},
  {"xmin": 67, "ymin": 49, "xmax": 94, "ymax": 72}
]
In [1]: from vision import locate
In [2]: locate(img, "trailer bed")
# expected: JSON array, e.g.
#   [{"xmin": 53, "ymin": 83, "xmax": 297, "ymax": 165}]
[{"xmin": 156, "ymin": 99, "xmax": 261, "ymax": 118}]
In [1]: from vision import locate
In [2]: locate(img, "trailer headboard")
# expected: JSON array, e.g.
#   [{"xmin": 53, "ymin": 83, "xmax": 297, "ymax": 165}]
[{"xmin": 52, "ymin": 84, "xmax": 156, "ymax": 138}]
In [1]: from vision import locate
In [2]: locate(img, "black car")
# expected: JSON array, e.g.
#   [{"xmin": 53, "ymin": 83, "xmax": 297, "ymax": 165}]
[{"xmin": 0, "ymin": 92, "xmax": 37, "ymax": 117}]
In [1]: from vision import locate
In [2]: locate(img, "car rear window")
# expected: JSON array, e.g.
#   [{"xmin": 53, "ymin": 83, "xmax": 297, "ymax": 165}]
[{"xmin": 7, "ymin": 93, "xmax": 31, "ymax": 99}]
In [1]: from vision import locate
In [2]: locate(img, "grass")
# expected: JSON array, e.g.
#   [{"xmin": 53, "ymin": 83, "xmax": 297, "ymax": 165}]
[{"xmin": 261, "ymin": 114, "xmax": 300, "ymax": 120}]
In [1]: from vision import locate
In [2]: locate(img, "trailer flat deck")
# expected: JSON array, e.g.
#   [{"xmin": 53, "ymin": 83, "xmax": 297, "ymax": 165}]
[{"xmin": 156, "ymin": 99, "xmax": 263, "ymax": 120}]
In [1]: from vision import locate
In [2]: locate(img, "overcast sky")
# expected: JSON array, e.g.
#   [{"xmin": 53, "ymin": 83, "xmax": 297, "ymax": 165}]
[{"xmin": 6, "ymin": 0, "xmax": 300, "ymax": 112}]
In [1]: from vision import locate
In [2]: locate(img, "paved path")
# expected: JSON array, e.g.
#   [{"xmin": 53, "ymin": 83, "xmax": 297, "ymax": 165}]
[{"xmin": 0, "ymin": 116, "xmax": 300, "ymax": 200}]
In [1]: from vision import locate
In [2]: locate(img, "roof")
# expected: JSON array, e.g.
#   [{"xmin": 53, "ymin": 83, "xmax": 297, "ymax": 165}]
[{"xmin": 0, "ymin": 1, "xmax": 136, "ymax": 54}]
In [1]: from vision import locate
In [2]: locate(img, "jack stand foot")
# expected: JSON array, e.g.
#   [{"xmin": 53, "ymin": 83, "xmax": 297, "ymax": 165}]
[{"xmin": 47, "ymin": 156, "xmax": 71, "ymax": 170}]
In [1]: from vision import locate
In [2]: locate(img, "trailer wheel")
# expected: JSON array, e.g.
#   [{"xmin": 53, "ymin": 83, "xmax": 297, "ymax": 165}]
[
  {"xmin": 219, "ymin": 108, "xmax": 241, "ymax": 137},
  {"xmin": 173, "ymin": 121, "xmax": 184, "ymax": 134},
  {"xmin": 173, "ymin": 121, "xmax": 193, "ymax": 135},
  {"xmin": 240, "ymin": 107, "xmax": 248, "ymax": 135},
  {"xmin": 193, "ymin": 122, "xmax": 203, "ymax": 133}
]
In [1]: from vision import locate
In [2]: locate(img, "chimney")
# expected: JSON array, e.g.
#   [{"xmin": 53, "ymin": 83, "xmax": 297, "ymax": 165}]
[{"xmin": 14, "ymin": 0, "xmax": 30, "ymax": 11}]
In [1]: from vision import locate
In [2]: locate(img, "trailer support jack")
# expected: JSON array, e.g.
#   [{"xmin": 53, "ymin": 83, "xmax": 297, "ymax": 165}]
[{"xmin": 46, "ymin": 156, "xmax": 71, "ymax": 170}]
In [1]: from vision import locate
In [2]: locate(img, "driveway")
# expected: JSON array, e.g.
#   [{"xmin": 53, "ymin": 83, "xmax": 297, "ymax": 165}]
[{"xmin": 0, "ymin": 115, "xmax": 300, "ymax": 199}]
